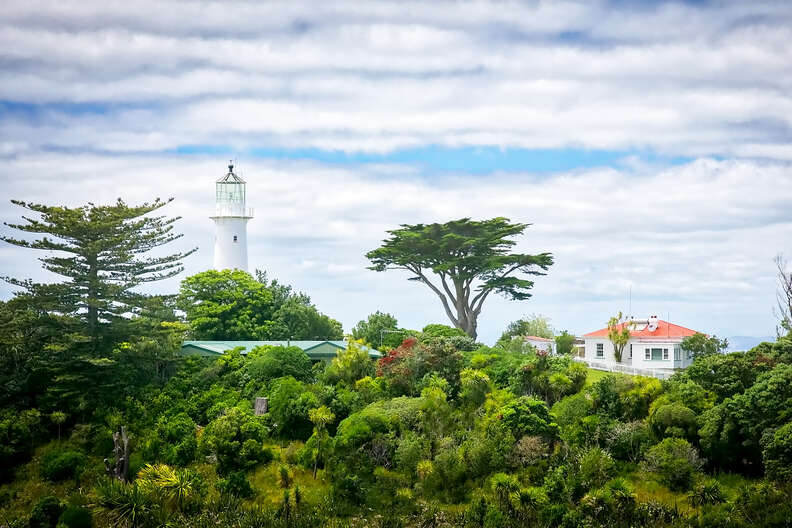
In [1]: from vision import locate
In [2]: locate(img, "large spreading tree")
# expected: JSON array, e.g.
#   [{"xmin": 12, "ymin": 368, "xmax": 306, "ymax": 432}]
[{"xmin": 366, "ymin": 217, "xmax": 552, "ymax": 339}]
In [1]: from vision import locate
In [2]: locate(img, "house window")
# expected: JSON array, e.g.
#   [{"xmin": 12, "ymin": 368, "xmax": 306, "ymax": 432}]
[
  {"xmin": 629, "ymin": 344, "xmax": 633, "ymax": 359},
  {"xmin": 650, "ymin": 348, "xmax": 663, "ymax": 361},
  {"xmin": 645, "ymin": 348, "xmax": 650, "ymax": 360},
  {"xmin": 674, "ymin": 346, "xmax": 681, "ymax": 361},
  {"xmin": 233, "ymin": 235, "xmax": 238, "ymax": 242},
  {"xmin": 596, "ymin": 343, "xmax": 604, "ymax": 358},
  {"xmin": 663, "ymin": 348, "xmax": 669, "ymax": 360}
]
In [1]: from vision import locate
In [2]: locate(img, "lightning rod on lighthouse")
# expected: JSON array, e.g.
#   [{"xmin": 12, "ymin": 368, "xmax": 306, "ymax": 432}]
[{"xmin": 211, "ymin": 162, "xmax": 253, "ymax": 271}]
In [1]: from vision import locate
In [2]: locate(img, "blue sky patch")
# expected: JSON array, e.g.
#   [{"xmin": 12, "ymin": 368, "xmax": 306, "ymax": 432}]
[{"xmin": 173, "ymin": 144, "xmax": 692, "ymax": 173}]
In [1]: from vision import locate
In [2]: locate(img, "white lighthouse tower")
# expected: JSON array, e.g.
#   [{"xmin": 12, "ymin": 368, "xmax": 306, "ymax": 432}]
[{"xmin": 211, "ymin": 162, "xmax": 253, "ymax": 271}]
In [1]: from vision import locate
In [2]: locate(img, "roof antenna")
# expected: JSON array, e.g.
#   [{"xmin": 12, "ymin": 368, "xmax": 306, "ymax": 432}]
[{"xmin": 629, "ymin": 285, "xmax": 632, "ymax": 318}]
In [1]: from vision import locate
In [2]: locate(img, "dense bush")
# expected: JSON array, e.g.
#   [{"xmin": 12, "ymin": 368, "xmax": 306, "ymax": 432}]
[
  {"xmin": 246, "ymin": 345, "xmax": 314, "ymax": 383},
  {"xmin": 323, "ymin": 341, "xmax": 376, "ymax": 387},
  {"xmin": 3, "ymin": 293, "xmax": 792, "ymax": 528},
  {"xmin": 700, "ymin": 363, "xmax": 792, "ymax": 471},
  {"xmin": 58, "ymin": 505, "xmax": 93, "ymax": 528},
  {"xmin": 141, "ymin": 412, "xmax": 198, "ymax": 466},
  {"xmin": 216, "ymin": 471, "xmax": 254, "ymax": 498},
  {"xmin": 500, "ymin": 396, "xmax": 558, "ymax": 441},
  {"xmin": 0, "ymin": 409, "xmax": 42, "ymax": 481},
  {"xmin": 577, "ymin": 447, "xmax": 616, "ymax": 490},
  {"xmin": 761, "ymin": 421, "xmax": 792, "ymax": 482},
  {"xmin": 268, "ymin": 377, "xmax": 319, "ymax": 440},
  {"xmin": 642, "ymin": 438, "xmax": 703, "ymax": 491},
  {"xmin": 28, "ymin": 496, "xmax": 63, "ymax": 528},
  {"xmin": 39, "ymin": 449, "xmax": 87, "ymax": 482},
  {"xmin": 199, "ymin": 407, "xmax": 271, "ymax": 474}
]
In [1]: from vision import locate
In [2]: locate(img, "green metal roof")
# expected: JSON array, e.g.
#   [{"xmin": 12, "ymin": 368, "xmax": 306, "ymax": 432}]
[{"xmin": 180, "ymin": 340, "xmax": 381, "ymax": 359}]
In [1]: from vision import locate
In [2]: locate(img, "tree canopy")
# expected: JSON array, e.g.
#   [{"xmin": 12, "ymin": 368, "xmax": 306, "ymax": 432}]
[
  {"xmin": 366, "ymin": 218, "xmax": 552, "ymax": 339},
  {"xmin": 1, "ymin": 198, "xmax": 195, "ymax": 345},
  {"xmin": 350, "ymin": 311, "xmax": 406, "ymax": 350},
  {"xmin": 177, "ymin": 269, "xmax": 342, "ymax": 341},
  {"xmin": 680, "ymin": 333, "xmax": 728, "ymax": 358},
  {"xmin": 498, "ymin": 314, "xmax": 555, "ymax": 348}
]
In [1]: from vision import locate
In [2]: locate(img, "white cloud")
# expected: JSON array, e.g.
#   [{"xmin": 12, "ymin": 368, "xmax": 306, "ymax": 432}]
[{"xmin": 0, "ymin": 1, "xmax": 791, "ymax": 156}]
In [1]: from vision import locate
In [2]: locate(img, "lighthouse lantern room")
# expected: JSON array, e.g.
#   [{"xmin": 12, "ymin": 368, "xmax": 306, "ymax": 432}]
[{"xmin": 211, "ymin": 162, "xmax": 253, "ymax": 271}]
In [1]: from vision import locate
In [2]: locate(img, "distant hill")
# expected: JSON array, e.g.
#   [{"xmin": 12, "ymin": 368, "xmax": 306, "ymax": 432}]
[{"xmin": 726, "ymin": 335, "xmax": 774, "ymax": 352}]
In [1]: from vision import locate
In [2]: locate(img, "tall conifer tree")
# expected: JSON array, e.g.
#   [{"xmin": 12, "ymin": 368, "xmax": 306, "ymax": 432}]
[{"xmin": 1, "ymin": 198, "xmax": 196, "ymax": 347}]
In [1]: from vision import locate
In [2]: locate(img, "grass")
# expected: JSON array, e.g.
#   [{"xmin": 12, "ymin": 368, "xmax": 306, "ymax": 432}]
[
  {"xmin": 248, "ymin": 442, "xmax": 331, "ymax": 508},
  {"xmin": 0, "ymin": 442, "xmax": 101, "ymax": 523},
  {"xmin": 584, "ymin": 368, "xmax": 611, "ymax": 387},
  {"xmin": 713, "ymin": 472, "xmax": 755, "ymax": 500},
  {"xmin": 626, "ymin": 470, "xmax": 689, "ymax": 512}
]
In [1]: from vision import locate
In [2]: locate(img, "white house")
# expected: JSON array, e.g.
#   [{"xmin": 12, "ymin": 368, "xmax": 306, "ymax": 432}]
[
  {"xmin": 581, "ymin": 315, "xmax": 698, "ymax": 371},
  {"xmin": 524, "ymin": 335, "xmax": 554, "ymax": 354}
]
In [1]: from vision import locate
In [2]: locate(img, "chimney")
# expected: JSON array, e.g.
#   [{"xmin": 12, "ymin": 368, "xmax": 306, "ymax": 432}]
[{"xmin": 648, "ymin": 314, "xmax": 659, "ymax": 332}]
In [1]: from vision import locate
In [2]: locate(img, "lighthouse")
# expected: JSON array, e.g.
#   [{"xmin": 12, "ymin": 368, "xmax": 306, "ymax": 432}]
[{"xmin": 211, "ymin": 162, "xmax": 253, "ymax": 271}]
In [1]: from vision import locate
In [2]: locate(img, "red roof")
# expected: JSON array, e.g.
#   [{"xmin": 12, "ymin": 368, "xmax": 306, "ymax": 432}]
[
  {"xmin": 582, "ymin": 319, "xmax": 699, "ymax": 339},
  {"xmin": 523, "ymin": 335, "xmax": 554, "ymax": 342}
]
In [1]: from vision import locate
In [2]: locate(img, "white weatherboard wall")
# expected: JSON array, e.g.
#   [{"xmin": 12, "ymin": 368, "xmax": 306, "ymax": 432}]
[
  {"xmin": 584, "ymin": 337, "xmax": 693, "ymax": 370},
  {"xmin": 212, "ymin": 216, "xmax": 249, "ymax": 271}
]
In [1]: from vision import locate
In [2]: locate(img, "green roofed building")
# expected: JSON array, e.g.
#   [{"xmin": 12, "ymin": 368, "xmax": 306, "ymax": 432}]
[{"xmin": 180, "ymin": 340, "xmax": 381, "ymax": 362}]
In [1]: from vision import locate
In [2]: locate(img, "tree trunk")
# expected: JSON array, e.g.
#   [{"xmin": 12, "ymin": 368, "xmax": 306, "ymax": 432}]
[{"xmin": 87, "ymin": 254, "xmax": 99, "ymax": 343}]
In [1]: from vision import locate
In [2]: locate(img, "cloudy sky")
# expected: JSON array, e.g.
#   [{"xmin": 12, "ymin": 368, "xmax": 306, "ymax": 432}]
[{"xmin": 1, "ymin": 0, "xmax": 791, "ymax": 344}]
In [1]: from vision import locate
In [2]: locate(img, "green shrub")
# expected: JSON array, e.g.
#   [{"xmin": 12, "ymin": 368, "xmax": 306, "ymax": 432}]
[
  {"xmin": 331, "ymin": 472, "xmax": 365, "ymax": 506},
  {"xmin": 199, "ymin": 407, "xmax": 269, "ymax": 474},
  {"xmin": 578, "ymin": 447, "xmax": 616, "ymax": 490},
  {"xmin": 606, "ymin": 420, "xmax": 653, "ymax": 462},
  {"xmin": 500, "ymin": 396, "xmax": 558, "ymax": 441},
  {"xmin": 483, "ymin": 506, "xmax": 506, "ymax": 528},
  {"xmin": 215, "ymin": 471, "xmax": 254, "ymax": 498},
  {"xmin": 552, "ymin": 393, "xmax": 593, "ymax": 428},
  {"xmin": 57, "ymin": 505, "xmax": 92, "ymax": 528},
  {"xmin": 761, "ymin": 421, "xmax": 792, "ymax": 482},
  {"xmin": 394, "ymin": 433, "xmax": 428, "ymax": 474},
  {"xmin": 246, "ymin": 345, "xmax": 314, "ymax": 383},
  {"xmin": 40, "ymin": 449, "xmax": 87, "ymax": 482},
  {"xmin": 28, "ymin": 495, "xmax": 63, "ymax": 528},
  {"xmin": 649, "ymin": 402, "xmax": 698, "ymax": 440},
  {"xmin": 643, "ymin": 438, "xmax": 703, "ymax": 491},
  {"xmin": 269, "ymin": 377, "xmax": 319, "ymax": 440},
  {"xmin": 688, "ymin": 479, "xmax": 725, "ymax": 507}
]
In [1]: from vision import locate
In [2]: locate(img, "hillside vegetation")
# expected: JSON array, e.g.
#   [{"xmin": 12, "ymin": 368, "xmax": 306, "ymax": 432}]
[{"xmin": 2, "ymin": 319, "xmax": 792, "ymax": 527}]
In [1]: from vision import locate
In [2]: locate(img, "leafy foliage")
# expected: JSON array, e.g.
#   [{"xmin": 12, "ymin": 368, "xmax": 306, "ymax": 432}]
[
  {"xmin": 642, "ymin": 438, "xmax": 703, "ymax": 491},
  {"xmin": 199, "ymin": 407, "xmax": 270, "ymax": 475},
  {"xmin": 246, "ymin": 345, "xmax": 314, "ymax": 383},
  {"xmin": 28, "ymin": 496, "xmax": 64, "ymax": 528},
  {"xmin": 177, "ymin": 269, "xmax": 342, "ymax": 341},
  {"xmin": 39, "ymin": 449, "xmax": 87, "ymax": 482},
  {"xmin": 680, "ymin": 333, "xmax": 728, "ymax": 359},
  {"xmin": 322, "ymin": 340, "xmax": 376, "ymax": 387},
  {"xmin": 607, "ymin": 312, "xmax": 632, "ymax": 363},
  {"xmin": 351, "ymin": 311, "xmax": 406, "ymax": 350}
]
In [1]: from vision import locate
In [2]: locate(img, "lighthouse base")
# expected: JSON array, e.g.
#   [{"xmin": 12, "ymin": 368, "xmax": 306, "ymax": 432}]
[{"xmin": 212, "ymin": 216, "xmax": 250, "ymax": 271}]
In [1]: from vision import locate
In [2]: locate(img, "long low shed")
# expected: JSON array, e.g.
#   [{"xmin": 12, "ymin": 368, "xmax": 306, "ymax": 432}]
[{"xmin": 181, "ymin": 340, "xmax": 381, "ymax": 362}]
